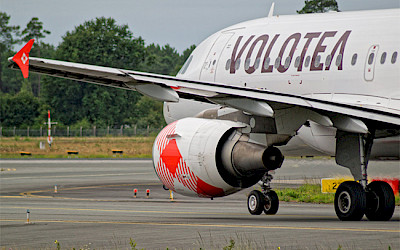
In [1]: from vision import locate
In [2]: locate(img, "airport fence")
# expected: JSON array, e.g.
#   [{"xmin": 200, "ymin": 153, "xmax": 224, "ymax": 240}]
[{"xmin": 0, "ymin": 125, "xmax": 162, "ymax": 137}]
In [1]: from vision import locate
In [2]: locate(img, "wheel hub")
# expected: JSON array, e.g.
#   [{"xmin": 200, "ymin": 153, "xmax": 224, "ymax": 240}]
[
  {"xmin": 338, "ymin": 191, "xmax": 352, "ymax": 213},
  {"xmin": 248, "ymin": 195, "xmax": 257, "ymax": 211},
  {"xmin": 264, "ymin": 196, "xmax": 272, "ymax": 210}
]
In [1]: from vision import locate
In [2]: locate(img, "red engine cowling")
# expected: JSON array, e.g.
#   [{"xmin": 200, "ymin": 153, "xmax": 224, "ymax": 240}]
[{"xmin": 152, "ymin": 118, "xmax": 283, "ymax": 198}]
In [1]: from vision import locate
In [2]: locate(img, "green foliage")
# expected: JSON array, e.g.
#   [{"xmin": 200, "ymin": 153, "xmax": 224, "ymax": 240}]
[
  {"xmin": 0, "ymin": 89, "xmax": 39, "ymax": 127},
  {"xmin": 21, "ymin": 17, "xmax": 50, "ymax": 43},
  {"xmin": 0, "ymin": 12, "xmax": 21, "ymax": 93},
  {"xmin": 0, "ymin": 14, "xmax": 54, "ymax": 95},
  {"xmin": 0, "ymin": 12, "xmax": 20, "ymax": 51},
  {"xmin": 2, "ymin": 13, "xmax": 196, "ymax": 129},
  {"xmin": 54, "ymin": 240, "xmax": 60, "ymax": 250},
  {"xmin": 42, "ymin": 17, "xmax": 146, "ymax": 127},
  {"xmin": 223, "ymin": 239, "xmax": 235, "ymax": 250},
  {"xmin": 276, "ymin": 184, "xmax": 335, "ymax": 203},
  {"xmin": 297, "ymin": 0, "xmax": 339, "ymax": 14},
  {"xmin": 55, "ymin": 17, "xmax": 145, "ymax": 68}
]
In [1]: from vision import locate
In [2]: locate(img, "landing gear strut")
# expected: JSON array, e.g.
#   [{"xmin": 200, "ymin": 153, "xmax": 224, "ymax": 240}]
[
  {"xmin": 334, "ymin": 130, "xmax": 395, "ymax": 221},
  {"xmin": 247, "ymin": 171, "xmax": 279, "ymax": 215}
]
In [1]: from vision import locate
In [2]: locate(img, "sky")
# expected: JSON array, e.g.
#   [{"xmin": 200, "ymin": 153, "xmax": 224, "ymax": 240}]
[{"xmin": 1, "ymin": 0, "xmax": 399, "ymax": 53}]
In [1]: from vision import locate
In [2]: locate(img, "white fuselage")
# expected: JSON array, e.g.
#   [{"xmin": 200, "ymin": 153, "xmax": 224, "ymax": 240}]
[{"xmin": 166, "ymin": 9, "xmax": 400, "ymax": 158}]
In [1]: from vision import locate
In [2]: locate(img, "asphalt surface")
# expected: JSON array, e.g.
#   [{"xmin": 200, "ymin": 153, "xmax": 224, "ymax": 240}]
[{"xmin": 0, "ymin": 159, "xmax": 399, "ymax": 249}]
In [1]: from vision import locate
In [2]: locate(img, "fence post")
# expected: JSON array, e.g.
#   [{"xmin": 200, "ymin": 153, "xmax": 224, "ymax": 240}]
[
  {"xmin": 54, "ymin": 126, "xmax": 56, "ymax": 137},
  {"xmin": 107, "ymin": 126, "xmax": 109, "ymax": 136},
  {"xmin": 0, "ymin": 127, "xmax": 2, "ymax": 137},
  {"xmin": 40, "ymin": 126, "xmax": 42, "ymax": 137},
  {"xmin": 120, "ymin": 125, "xmax": 123, "ymax": 136},
  {"xmin": 80, "ymin": 127, "xmax": 82, "ymax": 137},
  {"xmin": 13, "ymin": 126, "xmax": 16, "ymax": 136},
  {"xmin": 27, "ymin": 127, "xmax": 30, "ymax": 137},
  {"xmin": 147, "ymin": 125, "xmax": 149, "ymax": 136},
  {"xmin": 134, "ymin": 125, "xmax": 137, "ymax": 136},
  {"xmin": 93, "ymin": 126, "xmax": 96, "ymax": 137}
]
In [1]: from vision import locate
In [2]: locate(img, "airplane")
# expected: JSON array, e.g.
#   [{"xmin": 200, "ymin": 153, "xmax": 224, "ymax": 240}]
[{"xmin": 9, "ymin": 6, "xmax": 399, "ymax": 221}]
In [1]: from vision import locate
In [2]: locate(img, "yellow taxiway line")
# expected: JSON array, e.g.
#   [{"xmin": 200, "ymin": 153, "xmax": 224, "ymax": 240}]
[{"xmin": 0, "ymin": 219, "xmax": 398, "ymax": 233}]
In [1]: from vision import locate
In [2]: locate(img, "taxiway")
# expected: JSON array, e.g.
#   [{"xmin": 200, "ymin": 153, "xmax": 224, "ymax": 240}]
[{"xmin": 0, "ymin": 159, "xmax": 399, "ymax": 249}]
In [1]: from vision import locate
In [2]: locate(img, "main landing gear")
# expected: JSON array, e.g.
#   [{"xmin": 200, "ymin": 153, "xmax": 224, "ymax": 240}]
[
  {"xmin": 334, "ymin": 131, "xmax": 395, "ymax": 221},
  {"xmin": 334, "ymin": 180, "xmax": 395, "ymax": 221},
  {"xmin": 247, "ymin": 171, "xmax": 279, "ymax": 215}
]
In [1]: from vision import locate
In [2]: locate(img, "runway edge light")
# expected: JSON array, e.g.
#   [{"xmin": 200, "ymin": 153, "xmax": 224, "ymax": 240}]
[{"xmin": 26, "ymin": 209, "xmax": 31, "ymax": 224}]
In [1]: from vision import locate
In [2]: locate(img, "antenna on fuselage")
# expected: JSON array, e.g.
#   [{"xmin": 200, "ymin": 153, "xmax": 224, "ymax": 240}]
[{"xmin": 268, "ymin": 2, "xmax": 275, "ymax": 18}]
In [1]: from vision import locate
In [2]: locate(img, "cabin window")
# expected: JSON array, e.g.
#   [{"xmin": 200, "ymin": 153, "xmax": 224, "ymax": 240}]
[
  {"xmin": 212, "ymin": 60, "xmax": 216, "ymax": 65},
  {"xmin": 235, "ymin": 58, "xmax": 241, "ymax": 70},
  {"xmin": 274, "ymin": 57, "xmax": 281, "ymax": 69},
  {"xmin": 314, "ymin": 55, "xmax": 321, "ymax": 68},
  {"xmin": 225, "ymin": 59, "xmax": 231, "ymax": 70},
  {"xmin": 294, "ymin": 56, "xmax": 300, "ymax": 68},
  {"xmin": 244, "ymin": 58, "xmax": 251, "ymax": 70},
  {"xmin": 351, "ymin": 53, "xmax": 357, "ymax": 66},
  {"xmin": 179, "ymin": 55, "xmax": 193, "ymax": 74},
  {"xmin": 336, "ymin": 54, "xmax": 343, "ymax": 67},
  {"xmin": 254, "ymin": 58, "xmax": 260, "ymax": 70},
  {"xmin": 380, "ymin": 52, "xmax": 387, "ymax": 64},
  {"xmin": 368, "ymin": 53, "xmax": 375, "ymax": 65},
  {"xmin": 391, "ymin": 51, "xmax": 398, "ymax": 64},
  {"xmin": 263, "ymin": 57, "xmax": 270, "ymax": 70},
  {"xmin": 326, "ymin": 54, "xmax": 332, "ymax": 67},
  {"xmin": 305, "ymin": 56, "xmax": 311, "ymax": 67},
  {"xmin": 284, "ymin": 56, "xmax": 291, "ymax": 69}
]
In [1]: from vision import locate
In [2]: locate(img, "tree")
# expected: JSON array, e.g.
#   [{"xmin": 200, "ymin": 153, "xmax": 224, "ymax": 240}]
[
  {"xmin": 0, "ymin": 86, "xmax": 40, "ymax": 127},
  {"xmin": 297, "ymin": 0, "xmax": 339, "ymax": 14},
  {"xmin": 21, "ymin": 17, "xmax": 52, "ymax": 98},
  {"xmin": 42, "ymin": 17, "xmax": 146, "ymax": 126},
  {"xmin": 21, "ymin": 17, "xmax": 50, "ymax": 44},
  {"xmin": 0, "ymin": 12, "xmax": 20, "ymax": 93}
]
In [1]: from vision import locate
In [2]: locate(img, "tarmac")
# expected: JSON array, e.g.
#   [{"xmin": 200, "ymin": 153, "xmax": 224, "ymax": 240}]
[{"xmin": 0, "ymin": 159, "xmax": 399, "ymax": 249}]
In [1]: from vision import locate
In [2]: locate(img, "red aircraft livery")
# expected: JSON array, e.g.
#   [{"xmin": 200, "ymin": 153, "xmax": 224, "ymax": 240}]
[{"xmin": 154, "ymin": 122, "xmax": 225, "ymax": 198}]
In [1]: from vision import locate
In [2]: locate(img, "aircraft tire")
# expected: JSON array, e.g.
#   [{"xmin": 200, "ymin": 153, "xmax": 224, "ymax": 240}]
[
  {"xmin": 334, "ymin": 181, "xmax": 366, "ymax": 221},
  {"xmin": 247, "ymin": 190, "xmax": 264, "ymax": 215},
  {"xmin": 263, "ymin": 190, "xmax": 279, "ymax": 215},
  {"xmin": 365, "ymin": 181, "xmax": 395, "ymax": 221}
]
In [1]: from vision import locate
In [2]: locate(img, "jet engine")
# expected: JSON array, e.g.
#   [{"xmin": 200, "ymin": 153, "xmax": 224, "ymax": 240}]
[{"xmin": 152, "ymin": 118, "xmax": 284, "ymax": 198}]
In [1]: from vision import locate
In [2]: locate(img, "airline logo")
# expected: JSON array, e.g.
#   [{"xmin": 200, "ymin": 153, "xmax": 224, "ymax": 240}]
[
  {"xmin": 12, "ymin": 39, "xmax": 34, "ymax": 78},
  {"xmin": 229, "ymin": 30, "xmax": 352, "ymax": 74},
  {"xmin": 21, "ymin": 53, "xmax": 28, "ymax": 65},
  {"xmin": 154, "ymin": 122, "xmax": 225, "ymax": 198}
]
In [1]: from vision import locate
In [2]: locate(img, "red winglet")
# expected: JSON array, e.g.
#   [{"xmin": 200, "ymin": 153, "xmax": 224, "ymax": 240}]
[{"xmin": 12, "ymin": 39, "xmax": 35, "ymax": 78}]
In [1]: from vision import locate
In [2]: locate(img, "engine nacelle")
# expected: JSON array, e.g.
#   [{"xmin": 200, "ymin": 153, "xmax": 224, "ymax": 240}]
[{"xmin": 152, "ymin": 118, "xmax": 284, "ymax": 198}]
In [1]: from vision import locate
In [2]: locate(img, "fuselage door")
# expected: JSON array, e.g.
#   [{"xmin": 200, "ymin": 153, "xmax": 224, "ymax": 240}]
[
  {"xmin": 364, "ymin": 45, "xmax": 379, "ymax": 81},
  {"xmin": 200, "ymin": 32, "xmax": 234, "ymax": 82}
]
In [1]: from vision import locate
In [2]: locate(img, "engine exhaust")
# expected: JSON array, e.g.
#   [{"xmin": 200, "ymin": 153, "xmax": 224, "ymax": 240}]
[{"xmin": 218, "ymin": 131, "xmax": 284, "ymax": 188}]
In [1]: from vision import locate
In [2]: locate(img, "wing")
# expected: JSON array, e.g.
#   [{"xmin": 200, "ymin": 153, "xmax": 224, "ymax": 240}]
[{"xmin": 8, "ymin": 55, "xmax": 400, "ymax": 134}]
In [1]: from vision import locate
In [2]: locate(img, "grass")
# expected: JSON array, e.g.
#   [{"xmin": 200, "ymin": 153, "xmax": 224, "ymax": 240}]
[
  {"xmin": 276, "ymin": 183, "xmax": 400, "ymax": 206},
  {"xmin": 276, "ymin": 184, "xmax": 335, "ymax": 203},
  {"xmin": 0, "ymin": 136, "xmax": 155, "ymax": 158}
]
